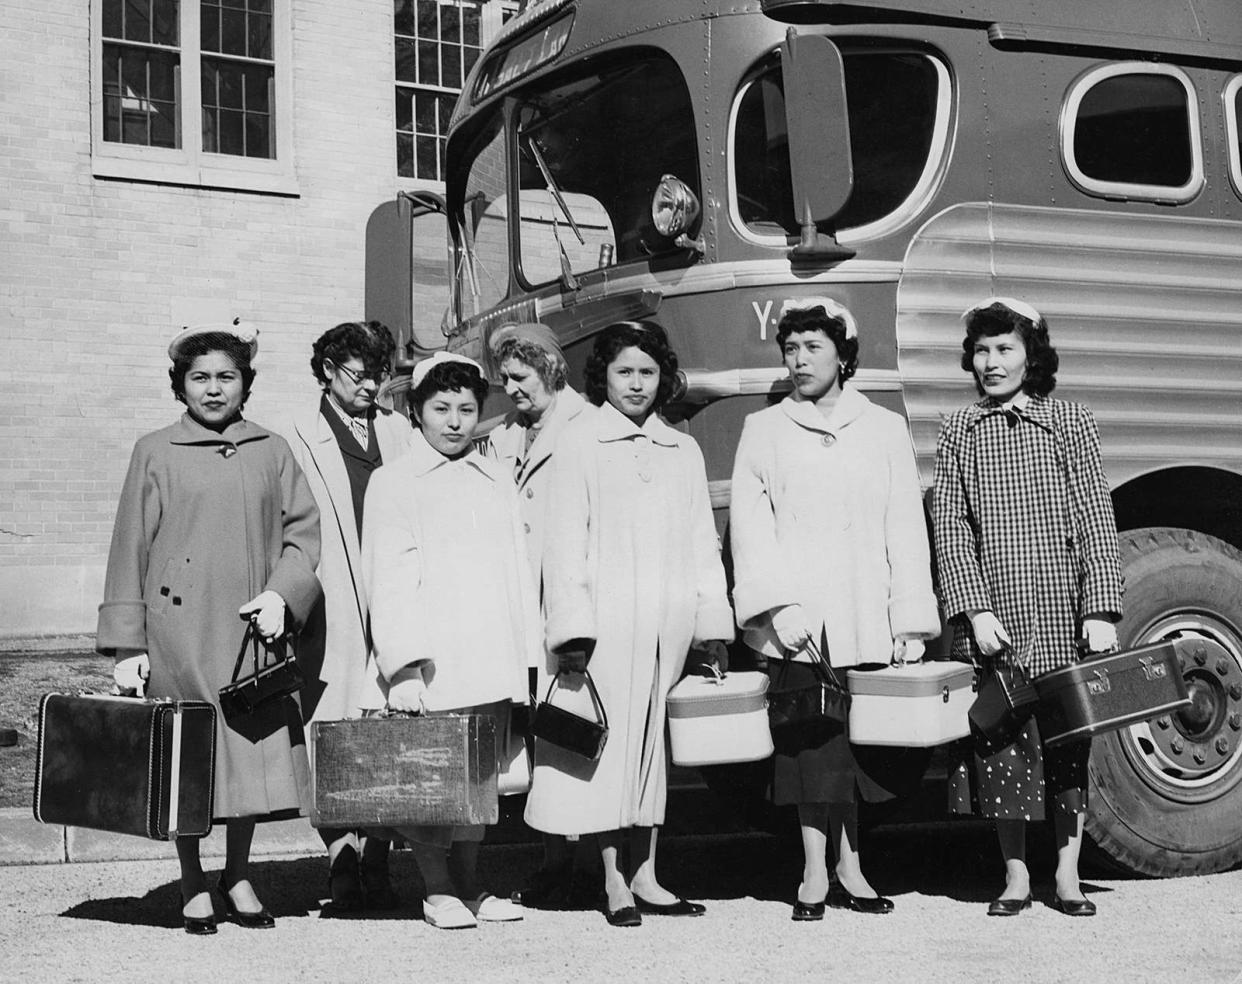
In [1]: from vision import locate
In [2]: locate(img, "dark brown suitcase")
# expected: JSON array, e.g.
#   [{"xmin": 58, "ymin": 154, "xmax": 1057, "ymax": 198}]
[
  {"xmin": 34, "ymin": 693, "xmax": 217, "ymax": 839},
  {"xmin": 1034, "ymin": 639, "xmax": 1193, "ymax": 747},
  {"xmin": 310, "ymin": 714, "xmax": 498, "ymax": 828}
]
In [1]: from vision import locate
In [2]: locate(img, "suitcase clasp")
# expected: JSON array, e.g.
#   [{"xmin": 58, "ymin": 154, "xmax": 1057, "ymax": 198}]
[
  {"xmin": 1138, "ymin": 655, "xmax": 1167, "ymax": 682},
  {"xmin": 942, "ymin": 685, "xmax": 950, "ymax": 704},
  {"xmin": 1087, "ymin": 669, "xmax": 1112, "ymax": 696}
]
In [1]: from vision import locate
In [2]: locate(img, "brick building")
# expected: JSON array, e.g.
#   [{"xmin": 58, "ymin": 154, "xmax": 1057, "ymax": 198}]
[{"xmin": 0, "ymin": 0, "xmax": 516, "ymax": 637}]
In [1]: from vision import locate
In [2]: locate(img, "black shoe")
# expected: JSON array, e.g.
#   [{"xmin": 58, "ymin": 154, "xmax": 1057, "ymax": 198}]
[
  {"xmin": 511, "ymin": 865, "xmax": 573, "ymax": 909},
  {"xmin": 633, "ymin": 894, "xmax": 706, "ymax": 917},
  {"xmin": 826, "ymin": 882, "xmax": 894, "ymax": 915},
  {"xmin": 1052, "ymin": 895, "xmax": 1097, "ymax": 917},
  {"xmin": 219, "ymin": 879, "xmax": 276, "ymax": 929},
  {"xmin": 603, "ymin": 903, "xmax": 642, "ymax": 927},
  {"xmin": 987, "ymin": 895, "xmax": 1033, "ymax": 916},
  {"xmin": 183, "ymin": 913, "xmax": 218, "ymax": 935},
  {"xmin": 791, "ymin": 899, "xmax": 825, "ymax": 922}
]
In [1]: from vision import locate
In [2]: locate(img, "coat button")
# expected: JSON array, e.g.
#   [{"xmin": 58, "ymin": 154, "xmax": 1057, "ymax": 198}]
[
  {"xmin": 524, "ymin": 523, "xmax": 531, "ymax": 534},
  {"xmin": 526, "ymin": 487, "xmax": 534, "ymax": 499},
  {"xmin": 821, "ymin": 434, "xmax": 835, "ymax": 447}
]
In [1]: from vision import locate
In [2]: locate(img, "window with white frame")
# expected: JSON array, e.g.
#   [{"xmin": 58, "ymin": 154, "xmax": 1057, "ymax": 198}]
[
  {"xmin": 92, "ymin": 0, "xmax": 295, "ymax": 194},
  {"xmin": 394, "ymin": 0, "xmax": 517, "ymax": 183},
  {"xmin": 1226, "ymin": 75, "xmax": 1242, "ymax": 201}
]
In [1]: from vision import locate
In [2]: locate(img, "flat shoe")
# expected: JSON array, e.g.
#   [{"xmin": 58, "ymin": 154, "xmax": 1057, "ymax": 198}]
[
  {"xmin": 1053, "ymin": 895, "xmax": 1097, "ymax": 917},
  {"xmin": 632, "ymin": 894, "xmax": 705, "ymax": 917},
  {"xmin": 466, "ymin": 894, "xmax": 524, "ymax": 922},
  {"xmin": 603, "ymin": 903, "xmax": 642, "ymax": 927},
  {"xmin": 791, "ymin": 900, "xmax": 825, "ymax": 921},
  {"xmin": 827, "ymin": 882, "xmax": 894, "ymax": 915},
  {"xmin": 183, "ymin": 914, "xmax": 217, "ymax": 935},
  {"xmin": 423, "ymin": 896, "xmax": 478, "ymax": 930},
  {"xmin": 987, "ymin": 895, "xmax": 1033, "ymax": 916},
  {"xmin": 218, "ymin": 879, "xmax": 275, "ymax": 929}
]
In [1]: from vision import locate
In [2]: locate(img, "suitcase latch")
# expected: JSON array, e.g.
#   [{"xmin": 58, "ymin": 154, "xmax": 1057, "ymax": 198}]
[
  {"xmin": 1087, "ymin": 669, "xmax": 1112, "ymax": 696},
  {"xmin": 942, "ymin": 685, "xmax": 950, "ymax": 704},
  {"xmin": 1138, "ymin": 656, "xmax": 1167, "ymax": 681}
]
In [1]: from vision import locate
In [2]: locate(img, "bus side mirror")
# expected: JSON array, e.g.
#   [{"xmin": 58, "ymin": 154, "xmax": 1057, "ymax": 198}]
[{"xmin": 780, "ymin": 29, "xmax": 855, "ymax": 260}]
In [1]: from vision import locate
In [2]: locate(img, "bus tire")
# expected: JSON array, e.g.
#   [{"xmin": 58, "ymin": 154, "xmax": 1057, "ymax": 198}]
[{"xmin": 1084, "ymin": 527, "xmax": 1242, "ymax": 877}]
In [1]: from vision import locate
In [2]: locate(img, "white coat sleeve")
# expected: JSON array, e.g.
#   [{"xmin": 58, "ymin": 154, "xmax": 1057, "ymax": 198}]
[
  {"xmin": 883, "ymin": 419, "xmax": 941, "ymax": 640},
  {"xmin": 728, "ymin": 415, "xmax": 794, "ymax": 627},
  {"xmin": 686, "ymin": 440, "xmax": 736, "ymax": 644},
  {"xmin": 542, "ymin": 427, "xmax": 597, "ymax": 651}
]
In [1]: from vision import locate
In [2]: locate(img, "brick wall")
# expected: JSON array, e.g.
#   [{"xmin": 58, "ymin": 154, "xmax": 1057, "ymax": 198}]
[{"xmin": 0, "ymin": 0, "xmax": 420, "ymax": 636}]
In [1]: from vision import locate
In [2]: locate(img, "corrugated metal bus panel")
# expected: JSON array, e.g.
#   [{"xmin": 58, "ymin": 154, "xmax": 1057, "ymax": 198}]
[{"xmin": 897, "ymin": 203, "xmax": 1242, "ymax": 489}]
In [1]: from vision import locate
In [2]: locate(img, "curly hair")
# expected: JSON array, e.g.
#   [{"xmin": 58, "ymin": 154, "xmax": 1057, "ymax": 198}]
[
  {"xmin": 960, "ymin": 303, "xmax": 1059, "ymax": 397},
  {"xmin": 310, "ymin": 321, "xmax": 395, "ymax": 388},
  {"xmin": 492, "ymin": 336, "xmax": 568, "ymax": 392},
  {"xmin": 583, "ymin": 320, "xmax": 679, "ymax": 409},
  {"xmin": 169, "ymin": 332, "xmax": 256, "ymax": 405},
  {"xmin": 410, "ymin": 360, "xmax": 489, "ymax": 419},
  {"xmin": 774, "ymin": 305, "xmax": 860, "ymax": 384}
]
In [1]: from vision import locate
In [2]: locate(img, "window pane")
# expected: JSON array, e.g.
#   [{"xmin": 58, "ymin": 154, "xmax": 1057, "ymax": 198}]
[
  {"xmin": 442, "ymin": 6, "xmax": 460, "ymax": 44},
  {"xmin": 1236, "ymin": 89, "xmax": 1242, "ymax": 168},
  {"xmin": 459, "ymin": 116, "xmax": 510, "ymax": 309},
  {"xmin": 462, "ymin": 5, "xmax": 480, "ymax": 46},
  {"xmin": 395, "ymin": 38, "xmax": 417, "ymax": 83},
  {"xmin": 438, "ymin": 94, "xmax": 453, "ymax": 132},
  {"xmin": 151, "ymin": 102, "xmax": 177, "ymax": 146},
  {"xmin": 396, "ymin": 89, "xmax": 413, "ymax": 131},
  {"xmin": 443, "ymin": 45, "xmax": 461, "ymax": 88},
  {"xmin": 245, "ymin": 114, "xmax": 270, "ymax": 158},
  {"xmin": 251, "ymin": 0, "xmax": 272, "ymax": 13},
  {"xmin": 124, "ymin": 0, "xmax": 151, "ymax": 43},
  {"xmin": 221, "ymin": 7, "xmax": 247, "ymax": 55},
  {"xmin": 397, "ymin": 132, "xmax": 415, "ymax": 177},
  {"xmin": 415, "ymin": 90, "xmax": 437, "ymax": 132},
  {"xmin": 248, "ymin": 11, "xmax": 272, "ymax": 60},
  {"xmin": 1074, "ymin": 74, "xmax": 1192, "ymax": 186},
  {"xmin": 464, "ymin": 46, "xmax": 479, "ymax": 75},
  {"xmin": 217, "ymin": 108, "xmax": 245, "ymax": 155},
  {"xmin": 394, "ymin": 0, "xmax": 415, "ymax": 37},
  {"xmin": 244, "ymin": 65, "xmax": 270, "ymax": 110},
  {"xmin": 103, "ymin": 42, "xmax": 181, "ymax": 148},
  {"xmin": 417, "ymin": 0, "xmax": 438, "ymax": 40},
  {"xmin": 103, "ymin": 0, "xmax": 123, "ymax": 39},
  {"xmin": 418, "ymin": 40, "xmax": 439, "ymax": 86},
  {"xmin": 202, "ymin": 2, "xmax": 220, "ymax": 53},
  {"xmin": 416, "ymin": 134, "xmax": 439, "ymax": 180},
  {"xmin": 202, "ymin": 58, "xmax": 274, "ymax": 158},
  {"xmin": 153, "ymin": 0, "xmax": 179, "ymax": 45}
]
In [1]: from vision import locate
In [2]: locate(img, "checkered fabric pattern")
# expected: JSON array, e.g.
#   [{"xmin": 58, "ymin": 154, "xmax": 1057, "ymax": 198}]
[{"xmin": 932, "ymin": 396, "xmax": 1124, "ymax": 678}]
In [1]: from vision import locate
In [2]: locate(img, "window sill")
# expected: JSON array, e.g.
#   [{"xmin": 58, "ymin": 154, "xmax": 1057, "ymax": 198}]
[{"xmin": 91, "ymin": 155, "xmax": 300, "ymax": 197}]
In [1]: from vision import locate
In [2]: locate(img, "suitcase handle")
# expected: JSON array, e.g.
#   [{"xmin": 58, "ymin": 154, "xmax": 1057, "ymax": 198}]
[{"xmin": 542, "ymin": 668, "xmax": 609, "ymax": 730}]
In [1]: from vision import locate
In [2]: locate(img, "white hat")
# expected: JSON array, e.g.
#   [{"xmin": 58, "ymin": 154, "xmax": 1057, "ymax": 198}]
[
  {"xmin": 777, "ymin": 296, "xmax": 858, "ymax": 339},
  {"xmin": 961, "ymin": 296, "xmax": 1043, "ymax": 326},
  {"xmin": 409, "ymin": 351, "xmax": 485, "ymax": 391},
  {"xmin": 168, "ymin": 319, "xmax": 258, "ymax": 360}
]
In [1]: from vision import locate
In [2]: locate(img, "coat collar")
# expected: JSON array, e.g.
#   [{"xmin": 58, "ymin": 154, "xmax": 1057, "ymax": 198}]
[
  {"xmin": 962, "ymin": 393, "xmax": 1056, "ymax": 434},
  {"xmin": 168, "ymin": 412, "xmax": 267, "ymax": 446},
  {"xmin": 778, "ymin": 384, "xmax": 872, "ymax": 435},
  {"xmin": 490, "ymin": 387, "xmax": 588, "ymax": 463},
  {"xmin": 408, "ymin": 429, "xmax": 496, "ymax": 480},
  {"xmin": 595, "ymin": 399, "xmax": 681, "ymax": 446}
]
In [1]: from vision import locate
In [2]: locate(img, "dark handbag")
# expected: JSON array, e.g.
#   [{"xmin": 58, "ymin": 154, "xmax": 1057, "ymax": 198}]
[
  {"xmin": 530, "ymin": 669, "xmax": 609, "ymax": 762},
  {"xmin": 218, "ymin": 620, "xmax": 303, "ymax": 722},
  {"xmin": 767, "ymin": 637, "xmax": 851, "ymax": 733},
  {"xmin": 968, "ymin": 650, "xmax": 1039, "ymax": 747}
]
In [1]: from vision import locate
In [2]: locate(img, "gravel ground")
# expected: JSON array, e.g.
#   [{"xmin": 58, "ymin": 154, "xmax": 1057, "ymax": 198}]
[{"xmin": 2, "ymin": 827, "xmax": 1240, "ymax": 984}]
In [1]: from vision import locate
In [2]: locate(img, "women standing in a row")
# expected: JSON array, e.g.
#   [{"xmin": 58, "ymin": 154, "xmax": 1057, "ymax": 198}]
[
  {"xmin": 729, "ymin": 298, "xmax": 940, "ymax": 920},
  {"xmin": 289, "ymin": 321, "xmax": 414, "ymax": 916},
  {"xmin": 933, "ymin": 297, "xmax": 1123, "ymax": 917},
  {"xmin": 100, "ymin": 322, "xmax": 321, "ymax": 934},
  {"xmin": 525, "ymin": 321, "xmax": 734, "ymax": 927}
]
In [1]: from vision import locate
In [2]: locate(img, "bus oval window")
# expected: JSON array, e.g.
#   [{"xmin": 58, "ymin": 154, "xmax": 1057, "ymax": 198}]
[
  {"xmin": 732, "ymin": 51, "xmax": 944, "ymax": 238},
  {"xmin": 1062, "ymin": 64, "xmax": 1203, "ymax": 202},
  {"xmin": 1225, "ymin": 75, "xmax": 1242, "ymax": 200}
]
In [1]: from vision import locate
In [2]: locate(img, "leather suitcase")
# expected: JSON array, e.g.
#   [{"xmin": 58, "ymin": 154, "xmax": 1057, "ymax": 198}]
[
  {"xmin": 33, "ymin": 693, "xmax": 217, "ymax": 839},
  {"xmin": 847, "ymin": 662, "xmax": 978, "ymax": 747},
  {"xmin": 1035, "ymin": 639, "xmax": 1193, "ymax": 747},
  {"xmin": 310, "ymin": 714, "xmax": 498, "ymax": 828}
]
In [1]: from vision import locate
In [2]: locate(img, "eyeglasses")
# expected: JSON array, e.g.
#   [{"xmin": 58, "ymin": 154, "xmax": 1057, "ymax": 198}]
[{"xmin": 331, "ymin": 361, "xmax": 391, "ymax": 385}]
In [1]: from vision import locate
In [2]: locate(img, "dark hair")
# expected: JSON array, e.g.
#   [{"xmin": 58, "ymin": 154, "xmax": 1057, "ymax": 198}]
[
  {"xmin": 774, "ymin": 305, "xmax": 860, "ymax": 384},
  {"xmin": 311, "ymin": 320, "xmax": 395, "ymax": 388},
  {"xmin": 410, "ymin": 360, "xmax": 489, "ymax": 420},
  {"xmin": 169, "ymin": 332, "xmax": 256, "ymax": 405},
  {"xmin": 960, "ymin": 304, "xmax": 1059, "ymax": 397},
  {"xmin": 583, "ymin": 320, "xmax": 679, "ymax": 409},
  {"xmin": 492, "ymin": 336, "xmax": 568, "ymax": 392}
]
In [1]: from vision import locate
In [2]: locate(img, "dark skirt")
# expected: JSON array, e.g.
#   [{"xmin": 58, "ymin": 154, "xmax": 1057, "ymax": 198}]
[
  {"xmin": 765, "ymin": 658, "xmax": 893, "ymax": 807},
  {"xmin": 948, "ymin": 713, "xmax": 1089, "ymax": 821}
]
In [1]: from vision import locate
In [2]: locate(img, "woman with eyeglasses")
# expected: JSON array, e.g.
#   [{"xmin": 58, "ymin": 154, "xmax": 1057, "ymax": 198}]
[
  {"xmin": 933, "ymin": 297, "xmax": 1123, "ymax": 917},
  {"xmin": 288, "ymin": 320, "xmax": 414, "ymax": 916}
]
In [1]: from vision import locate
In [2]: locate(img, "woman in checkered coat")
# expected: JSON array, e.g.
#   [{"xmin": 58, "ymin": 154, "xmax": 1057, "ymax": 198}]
[{"xmin": 933, "ymin": 297, "xmax": 1123, "ymax": 918}]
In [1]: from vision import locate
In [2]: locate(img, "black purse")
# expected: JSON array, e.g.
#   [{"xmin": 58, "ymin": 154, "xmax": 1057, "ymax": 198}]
[
  {"xmin": 218, "ymin": 620, "xmax": 303, "ymax": 722},
  {"xmin": 530, "ymin": 669, "xmax": 609, "ymax": 762},
  {"xmin": 968, "ymin": 649, "xmax": 1038, "ymax": 747},
  {"xmin": 766, "ymin": 637, "xmax": 851, "ymax": 734}
]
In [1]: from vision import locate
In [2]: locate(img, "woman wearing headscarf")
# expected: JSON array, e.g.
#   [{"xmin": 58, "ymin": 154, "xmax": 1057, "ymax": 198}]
[
  {"xmin": 100, "ymin": 321, "xmax": 321, "ymax": 934},
  {"xmin": 934, "ymin": 297, "xmax": 1123, "ymax": 917},
  {"xmin": 288, "ymin": 320, "xmax": 414, "ymax": 915},
  {"xmin": 483, "ymin": 322, "xmax": 592, "ymax": 908}
]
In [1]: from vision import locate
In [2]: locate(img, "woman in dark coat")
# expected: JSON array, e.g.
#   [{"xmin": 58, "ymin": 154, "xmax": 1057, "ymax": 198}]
[
  {"xmin": 933, "ymin": 297, "xmax": 1123, "ymax": 917},
  {"xmin": 98, "ymin": 322, "xmax": 321, "ymax": 934}
]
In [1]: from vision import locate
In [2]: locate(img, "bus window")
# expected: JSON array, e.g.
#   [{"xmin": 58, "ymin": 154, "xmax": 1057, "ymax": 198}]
[
  {"xmin": 458, "ymin": 115, "xmax": 510, "ymax": 314},
  {"xmin": 1226, "ymin": 75, "xmax": 1242, "ymax": 201},
  {"xmin": 1062, "ymin": 63, "xmax": 1203, "ymax": 202},
  {"xmin": 731, "ymin": 50, "xmax": 945, "ymax": 240},
  {"xmin": 514, "ymin": 52, "xmax": 698, "ymax": 286}
]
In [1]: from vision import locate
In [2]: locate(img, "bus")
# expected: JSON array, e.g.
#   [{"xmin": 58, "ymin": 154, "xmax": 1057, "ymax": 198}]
[{"xmin": 366, "ymin": 0, "xmax": 1242, "ymax": 877}]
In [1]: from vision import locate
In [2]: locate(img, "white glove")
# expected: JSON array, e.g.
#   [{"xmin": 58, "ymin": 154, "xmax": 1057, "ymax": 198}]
[
  {"xmin": 969, "ymin": 610, "xmax": 1012, "ymax": 657},
  {"xmin": 239, "ymin": 590, "xmax": 287, "ymax": 640},
  {"xmin": 770, "ymin": 604, "xmax": 813, "ymax": 654},
  {"xmin": 112, "ymin": 652, "xmax": 150, "ymax": 696},
  {"xmin": 1083, "ymin": 617, "xmax": 1119, "ymax": 654},
  {"xmin": 387, "ymin": 672, "xmax": 427, "ymax": 714},
  {"xmin": 893, "ymin": 637, "xmax": 925, "ymax": 664}
]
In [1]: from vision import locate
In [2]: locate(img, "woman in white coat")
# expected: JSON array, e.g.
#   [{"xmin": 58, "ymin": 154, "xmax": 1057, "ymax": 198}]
[
  {"xmin": 526, "ymin": 320, "xmax": 734, "ymax": 927},
  {"xmin": 729, "ymin": 298, "xmax": 940, "ymax": 920},
  {"xmin": 288, "ymin": 321, "xmax": 414, "ymax": 914},
  {"xmin": 483, "ymin": 321, "xmax": 592, "ymax": 908},
  {"xmin": 363, "ymin": 352, "xmax": 539, "ymax": 930}
]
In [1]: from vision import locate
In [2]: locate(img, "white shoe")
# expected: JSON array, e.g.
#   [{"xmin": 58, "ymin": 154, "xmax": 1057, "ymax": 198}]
[
  {"xmin": 423, "ymin": 896, "xmax": 478, "ymax": 930},
  {"xmin": 466, "ymin": 893, "xmax": 524, "ymax": 922}
]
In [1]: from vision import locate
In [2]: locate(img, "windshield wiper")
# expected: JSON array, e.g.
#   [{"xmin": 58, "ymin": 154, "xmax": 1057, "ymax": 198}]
[{"xmin": 523, "ymin": 133, "xmax": 586, "ymax": 246}]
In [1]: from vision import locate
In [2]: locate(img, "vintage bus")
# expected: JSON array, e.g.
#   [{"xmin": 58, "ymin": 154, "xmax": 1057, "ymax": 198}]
[{"xmin": 366, "ymin": 0, "xmax": 1242, "ymax": 877}]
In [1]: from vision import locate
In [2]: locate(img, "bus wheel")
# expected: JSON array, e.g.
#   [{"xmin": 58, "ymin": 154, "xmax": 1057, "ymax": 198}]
[{"xmin": 1085, "ymin": 527, "xmax": 1242, "ymax": 877}]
